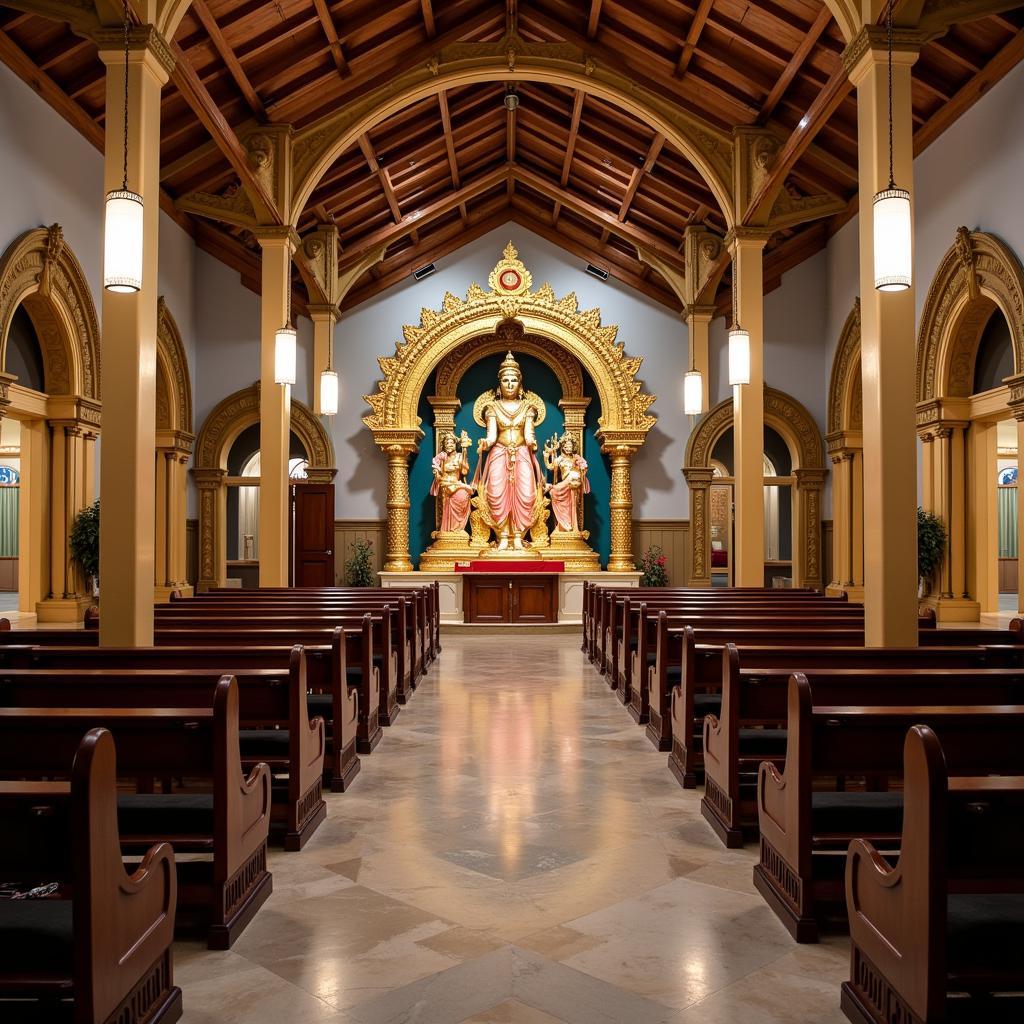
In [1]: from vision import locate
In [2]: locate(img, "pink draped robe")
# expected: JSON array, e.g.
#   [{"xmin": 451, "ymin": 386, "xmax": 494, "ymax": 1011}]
[
  {"xmin": 549, "ymin": 454, "xmax": 589, "ymax": 532},
  {"xmin": 430, "ymin": 451, "xmax": 473, "ymax": 532},
  {"xmin": 482, "ymin": 442, "xmax": 538, "ymax": 534}
]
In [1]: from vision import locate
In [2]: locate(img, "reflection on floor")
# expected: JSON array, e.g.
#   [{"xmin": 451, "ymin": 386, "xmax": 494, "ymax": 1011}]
[{"xmin": 175, "ymin": 634, "xmax": 847, "ymax": 1024}]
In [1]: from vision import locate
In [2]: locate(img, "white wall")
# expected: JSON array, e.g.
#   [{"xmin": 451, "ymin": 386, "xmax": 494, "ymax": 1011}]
[{"xmin": 0, "ymin": 62, "xmax": 202, "ymax": 514}]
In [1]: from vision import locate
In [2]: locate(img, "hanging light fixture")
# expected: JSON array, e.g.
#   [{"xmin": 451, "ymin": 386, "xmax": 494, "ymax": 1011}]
[
  {"xmin": 683, "ymin": 369, "xmax": 703, "ymax": 416},
  {"xmin": 728, "ymin": 321, "xmax": 750, "ymax": 386},
  {"xmin": 872, "ymin": 0, "xmax": 912, "ymax": 292},
  {"xmin": 103, "ymin": 0, "xmax": 144, "ymax": 293},
  {"xmin": 274, "ymin": 322, "xmax": 297, "ymax": 386},
  {"xmin": 320, "ymin": 334, "xmax": 339, "ymax": 416}
]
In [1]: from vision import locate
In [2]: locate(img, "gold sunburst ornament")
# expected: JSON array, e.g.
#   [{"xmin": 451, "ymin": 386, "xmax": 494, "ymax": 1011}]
[{"xmin": 488, "ymin": 241, "xmax": 532, "ymax": 296}]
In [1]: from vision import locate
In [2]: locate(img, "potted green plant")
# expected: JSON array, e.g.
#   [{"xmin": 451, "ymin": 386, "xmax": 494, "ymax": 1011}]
[
  {"xmin": 69, "ymin": 498, "xmax": 100, "ymax": 596},
  {"xmin": 917, "ymin": 507, "xmax": 946, "ymax": 598},
  {"xmin": 636, "ymin": 544, "xmax": 669, "ymax": 587},
  {"xmin": 345, "ymin": 538, "xmax": 375, "ymax": 587}
]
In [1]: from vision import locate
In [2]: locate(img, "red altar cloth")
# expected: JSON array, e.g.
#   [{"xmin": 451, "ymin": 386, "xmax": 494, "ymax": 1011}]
[{"xmin": 454, "ymin": 560, "xmax": 564, "ymax": 573}]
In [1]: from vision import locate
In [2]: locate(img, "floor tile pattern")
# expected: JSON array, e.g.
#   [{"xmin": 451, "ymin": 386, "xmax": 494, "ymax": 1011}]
[{"xmin": 174, "ymin": 634, "xmax": 848, "ymax": 1023}]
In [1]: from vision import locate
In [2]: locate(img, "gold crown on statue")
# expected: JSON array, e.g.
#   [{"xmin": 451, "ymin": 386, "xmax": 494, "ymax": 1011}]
[{"xmin": 500, "ymin": 351, "xmax": 521, "ymax": 376}]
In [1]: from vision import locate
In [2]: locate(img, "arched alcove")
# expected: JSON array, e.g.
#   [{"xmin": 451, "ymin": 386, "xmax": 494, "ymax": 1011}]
[
  {"xmin": 915, "ymin": 228, "xmax": 1024, "ymax": 619},
  {"xmin": 193, "ymin": 384, "xmax": 335, "ymax": 590},
  {"xmin": 0, "ymin": 224, "xmax": 101, "ymax": 621},
  {"xmin": 683, "ymin": 386, "xmax": 826, "ymax": 589}
]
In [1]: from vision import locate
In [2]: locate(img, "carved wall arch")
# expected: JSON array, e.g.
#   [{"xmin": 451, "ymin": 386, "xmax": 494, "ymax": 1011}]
[
  {"xmin": 683, "ymin": 385, "xmax": 827, "ymax": 589},
  {"xmin": 916, "ymin": 228, "xmax": 1024, "ymax": 403},
  {"xmin": 194, "ymin": 384, "xmax": 336, "ymax": 589},
  {"xmin": 0, "ymin": 224, "xmax": 100, "ymax": 401},
  {"xmin": 156, "ymin": 297, "xmax": 193, "ymax": 434},
  {"xmin": 825, "ymin": 300, "xmax": 864, "ymax": 600}
]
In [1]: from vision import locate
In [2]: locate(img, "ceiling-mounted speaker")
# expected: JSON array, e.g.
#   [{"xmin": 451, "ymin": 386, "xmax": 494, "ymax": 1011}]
[
  {"xmin": 585, "ymin": 264, "xmax": 609, "ymax": 281},
  {"xmin": 413, "ymin": 263, "xmax": 437, "ymax": 281},
  {"xmin": 504, "ymin": 91, "xmax": 519, "ymax": 111}
]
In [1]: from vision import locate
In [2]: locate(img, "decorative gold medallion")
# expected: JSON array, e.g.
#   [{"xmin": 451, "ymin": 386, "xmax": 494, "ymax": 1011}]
[{"xmin": 488, "ymin": 241, "xmax": 532, "ymax": 296}]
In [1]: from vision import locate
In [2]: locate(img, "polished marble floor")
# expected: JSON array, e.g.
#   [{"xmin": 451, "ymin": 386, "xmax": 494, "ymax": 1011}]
[{"xmin": 175, "ymin": 634, "xmax": 849, "ymax": 1024}]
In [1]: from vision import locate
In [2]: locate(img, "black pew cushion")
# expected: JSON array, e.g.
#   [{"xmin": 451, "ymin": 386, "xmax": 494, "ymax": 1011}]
[
  {"xmin": 947, "ymin": 894, "xmax": 1024, "ymax": 975},
  {"xmin": 240, "ymin": 729, "xmax": 291, "ymax": 757},
  {"xmin": 307, "ymin": 693, "xmax": 333, "ymax": 719},
  {"xmin": 667, "ymin": 665, "xmax": 681, "ymax": 686},
  {"xmin": 736, "ymin": 727, "xmax": 787, "ymax": 754},
  {"xmin": 117, "ymin": 793, "xmax": 214, "ymax": 836},
  {"xmin": 0, "ymin": 899, "xmax": 72, "ymax": 975},
  {"xmin": 694, "ymin": 693, "xmax": 722, "ymax": 714},
  {"xmin": 811, "ymin": 791, "xmax": 903, "ymax": 835}
]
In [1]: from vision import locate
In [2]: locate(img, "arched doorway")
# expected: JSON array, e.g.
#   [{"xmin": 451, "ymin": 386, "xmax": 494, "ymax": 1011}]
[
  {"xmin": 825, "ymin": 299, "xmax": 863, "ymax": 601},
  {"xmin": 193, "ymin": 384, "xmax": 335, "ymax": 591},
  {"xmin": 0, "ymin": 225, "xmax": 101, "ymax": 621},
  {"xmin": 683, "ymin": 386, "xmax": 826, "ymax": 589},
  {"xmin": 916, "ymin": 227, "xmax": 1024, "ymax": 620}
]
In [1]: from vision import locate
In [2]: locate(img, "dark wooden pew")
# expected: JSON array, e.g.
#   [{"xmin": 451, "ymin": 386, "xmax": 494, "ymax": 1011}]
[
  {"xmin": 842, "ymin": 725, "xmax": 1024, "ymax": 1024},
  {"xmin": 0, "ymin": 728, "xmax": 181, "ymax": 1024},
  {"xmin": 3, "ymin": 617, "xmax": 383, "ymax": 757},
  {"xmin": 754, "ymin": 675, "xmax": 1024, "ymax": 942},
  {"xmin": 0, "ymin": 676, "xmax": 272, "ymax": 949},
  {"xmin": 0, "ymin": 648, "xmax": 325, "ymax": 851},
  {"xmin": 703, "ymin": 647, "xmax": 1024, "ymax": 847},
  {"xmin": 664, "ymin": 619, "xmax": 1024, "ymax": 788}
]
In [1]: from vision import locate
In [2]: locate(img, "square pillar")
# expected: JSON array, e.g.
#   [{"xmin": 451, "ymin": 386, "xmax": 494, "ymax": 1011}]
[
  {"xmin": 309, "ymin": 305, "xmax": 338, "ymax": 416},
  {"xmin": 97, "ymin": 30, "xmax": 172, "ymax": 645},
  {"xmin": 255, "ymin": 229, "xmax": 297, "ymax": 587},
  {"xmin": 727, "ymin": 229, "xmax": 769, "ymax": 587},
  {"xmin": 685, "ymin": 306, "xmax": 714, "ymax": 414},
  {"xmin": 847, "ymin": 30, "xmax": 921, "ymax": 645}
]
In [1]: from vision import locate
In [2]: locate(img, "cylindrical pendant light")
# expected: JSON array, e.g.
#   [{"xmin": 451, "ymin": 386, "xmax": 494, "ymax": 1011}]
[
  {"xmin": 872, "ymin": 0, "xmax": 912, "ymax": 293},
  {"xmin": 274, "ymin": 324, "xmax": 297, "ymax": 385},
  {"xmin": 728, "ymin": 322, "xmax": 750, "ymax": 386},
  {"xmin": 320, "ymin": 368, "xmax": 339, "ymax": 416},
  {"xmin": 103, "ymin": 0, "xmax": 144, "ymax": 294},
  {"xmin": 683, "ymin": 369, "xmax": 703, "ymax": 416}
]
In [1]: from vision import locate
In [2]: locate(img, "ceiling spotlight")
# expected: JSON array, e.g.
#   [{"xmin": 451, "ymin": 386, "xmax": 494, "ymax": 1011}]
[{"xmin": 504, "ymin": 91, "xmax": 519, "ymax": 112}]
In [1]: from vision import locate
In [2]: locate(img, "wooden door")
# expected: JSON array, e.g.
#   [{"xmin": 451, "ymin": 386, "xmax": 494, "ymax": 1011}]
[
  {"xmin": 465, "ymin": 577, "xmax": 511, "ymax": 622},
  {"xmin": 511, "ymin": 576, "xmax": 556, "ymax": 623},
  {"xmin": 291, "ymin": 483, "xmax": 335, "ymax": 587}
]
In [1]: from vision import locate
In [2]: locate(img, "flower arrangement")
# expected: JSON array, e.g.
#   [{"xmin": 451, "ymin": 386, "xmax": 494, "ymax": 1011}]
[{"xmin": 637, "ymin": 544, "xmax": 668, "ymax": 587}]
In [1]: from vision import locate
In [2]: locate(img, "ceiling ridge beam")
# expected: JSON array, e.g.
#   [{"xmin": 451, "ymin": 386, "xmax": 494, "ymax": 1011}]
[
  {"xmin": 676, "ymin": 0, "xmax": 714, "ymax": 76},
  {"xmin": 312, "ymin": 0, "xmax": 349, "ymax": 74},
  {"xmin": 560, "ymin": 90, "xmax": 584, "ymax": 186}
]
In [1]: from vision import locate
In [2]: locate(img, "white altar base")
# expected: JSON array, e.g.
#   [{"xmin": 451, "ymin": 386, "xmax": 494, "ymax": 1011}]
[{"xmin": 379, "ymin": 570, "xmax": 642, "ymax": 625}]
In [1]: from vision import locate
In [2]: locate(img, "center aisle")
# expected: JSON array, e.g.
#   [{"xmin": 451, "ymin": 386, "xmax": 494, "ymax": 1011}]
[{"xmin": 176, "ymin": 634, "xmax": 846, "ymax": 1024}]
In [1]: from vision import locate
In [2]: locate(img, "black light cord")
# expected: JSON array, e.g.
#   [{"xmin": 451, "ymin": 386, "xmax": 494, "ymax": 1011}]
[
  {"xmin": 887, "ymin": 0, "xmax": 895, "ymax": 190},
  {"xmin": 121, "ymin": 0, "xmax": 130, "ymax": 191}
]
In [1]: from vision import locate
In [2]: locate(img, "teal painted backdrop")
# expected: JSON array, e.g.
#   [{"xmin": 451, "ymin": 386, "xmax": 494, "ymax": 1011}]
[{"xmin": 407, "ymin": 351, "xmax": 611, "ymax": 565}]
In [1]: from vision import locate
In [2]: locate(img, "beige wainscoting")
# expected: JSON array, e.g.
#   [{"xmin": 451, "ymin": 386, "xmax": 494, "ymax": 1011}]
[
  {"xmin": 632, "ymin": 520, "xmax": 691, "ymax": 586},
  {"xmin": 335, "ymin": 519, "xmax": 387, "ymax": 584}
]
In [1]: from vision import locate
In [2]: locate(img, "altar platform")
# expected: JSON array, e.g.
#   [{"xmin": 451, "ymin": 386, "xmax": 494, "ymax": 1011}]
[{"xmin": 379, "ymin": 569, "xmax": 642, "ymax": 624}]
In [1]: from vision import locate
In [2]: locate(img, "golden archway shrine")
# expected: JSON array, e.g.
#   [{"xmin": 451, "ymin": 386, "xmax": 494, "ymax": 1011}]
[{"xmin": 365, "ymin": 243, "xmax": 654, "ymax": 621}]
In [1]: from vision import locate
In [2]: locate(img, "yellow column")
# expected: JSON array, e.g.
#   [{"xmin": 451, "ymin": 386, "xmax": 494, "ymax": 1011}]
[
  {"xmin": 255, "ymin": 229, "xmax": 297, "ymax": 587},
  {"xmin": 685, "ymin": 306, "xmax": 714, "ymax": 414},
  {"xmin": 607, "ymin": 446, "xmax": 636, "ymax": 572},
  {"xmin": 1018, "ymin": 416, "xmax": 1024, "ymax": 614},
  {"xmin": 933, "ymin": 427, "xmax": 952, "ymax": 597},
  {"xmin": 19, "ymin": 419, "xmax": 49, "ymax": 615},
  {"xmin": 383, "ymin": 445, "xmax": 415, "ymax": 572},
  {"xmin": 847, "ymin": 30, "xmax": 920, "ymax": 645},
  {"xmin": 174, "ymin": 453, "xmax": 191, "ymax": 591},
  {"xmin": 850, "ymin": 447, "xmax": 865, "ymax": 592},
  {"xmin": 828, "ymin": 449, "xmax": 850, "ymax": 594},
  {"xmin": 683, "ymin": 467, "xmax": 714, "ymax": 586},
  {"xmin": 727, "ymin": 229, "xmax": 768, "ymax": 587},
  {"xmin": 154, "ymin": 449, "xmax": 168, "ymax": 589},
  {"xmin": 309, "ymin": 306, "xmax": 337, "ymax": 416},
  {"xmin": 97, "ymin": 30, "xmax": 171, "ymax": 645},
  {"xmin": 194, "ymin": 470, "xmax": 227, "ymax": 591}
]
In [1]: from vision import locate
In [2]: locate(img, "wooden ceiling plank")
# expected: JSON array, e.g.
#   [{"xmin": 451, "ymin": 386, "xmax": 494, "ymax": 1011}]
[
  {"xmin": 617, "ymin": 133, "xmax": 664, "ymax": 220},
  {"xmin": 189, "ymin": 0, "xmax": 266, "ymax": 118},
  {"xmin": 676, "ymin": 0, "xmax": 715, "ymax": 76},
  {"xmin": 421, "ymin": 0, "xmax": 436, "ymax": 38},
  {"xmin": 587, "ymin": 0, "xmax": 603, "ymax": 39},
  {"xmin": 506, "ymin": 106, "xmax": 516, "ymax": 163},
  {"xmin": 358, "ymin": 133, "xmax": 403, "ymax": 222},
  {"xmin": 758, "ymin": 6, "xmax": 832, "ymax": 123},
  {"xmin": 914, "ymin": 28, "xmax": 1024, "ymax": 154},
  {"xmin": 170, "ymin": 41, "xmax": 280, "ymax": 222},
  {"xmin": 311, "ymin": 0, "xmax": 349, "ymax": 74},
  {"xmin": 560, "ymin": 90, "xmax": 585, "ymax": 186},
  {"xmin": 438, "ymin": 90, "xmax": 460, "ymax": 187}
]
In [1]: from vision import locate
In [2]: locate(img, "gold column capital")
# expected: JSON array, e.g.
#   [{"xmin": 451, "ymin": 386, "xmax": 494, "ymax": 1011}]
[
  {"xmin": 843, "ymin": 25, "xmax": 929, "ymax": 81},
  {"xmin": 683, "ymin": 466, "xmax": 715, "ymax": 486},
  {"xmin": 724, "ymin": 227, "xmax": 772, "ymax": 253},
  {"xmin": 253, "ymin": 225, "xmax": 301, "ymax": 252}
]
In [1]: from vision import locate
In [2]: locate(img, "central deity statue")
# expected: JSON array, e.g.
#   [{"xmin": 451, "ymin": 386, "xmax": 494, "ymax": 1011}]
[{"xmin": 472, "ymin": 351, "xmax": 546, "ymax": 551}]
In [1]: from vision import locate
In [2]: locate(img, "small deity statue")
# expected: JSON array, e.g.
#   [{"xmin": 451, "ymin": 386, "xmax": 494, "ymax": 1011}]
[
  {"xmin": 544, "ymin": 433, "xmax": 589, "ymax": 533},
  {"xmin": 474, "ymin": 352, "xmax": 544, "ymax": 551},
  {"xmin": 430, "ymin": 430, "xmax": 475, "ymax": 533}
]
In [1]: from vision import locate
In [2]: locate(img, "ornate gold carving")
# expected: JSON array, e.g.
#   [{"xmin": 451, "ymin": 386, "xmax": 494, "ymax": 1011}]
[
  {"xmin": 487, "ymin": 240, "xmax": 533, "ymax": 295},
  {"xmin": 176, "ymin": 185, "xmax": 258, "ymax": 228},
  {"xmin": 93, "ymin": 24, "xmax": 176, "ymax": 78},
  {"xmin": 842, "ymin": 25, "xmax": 932, "ymax": 78},
  {"xmin": 917, "ymin": 228, "xmax": 1024, "ymax": 403},
  {"xmin": 0, "ymin": 225, "xmax": 100, "ymax": 401},
  {"xmin": 156, "ymin": 297, "xmax": 194, "ymax": 436}
]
